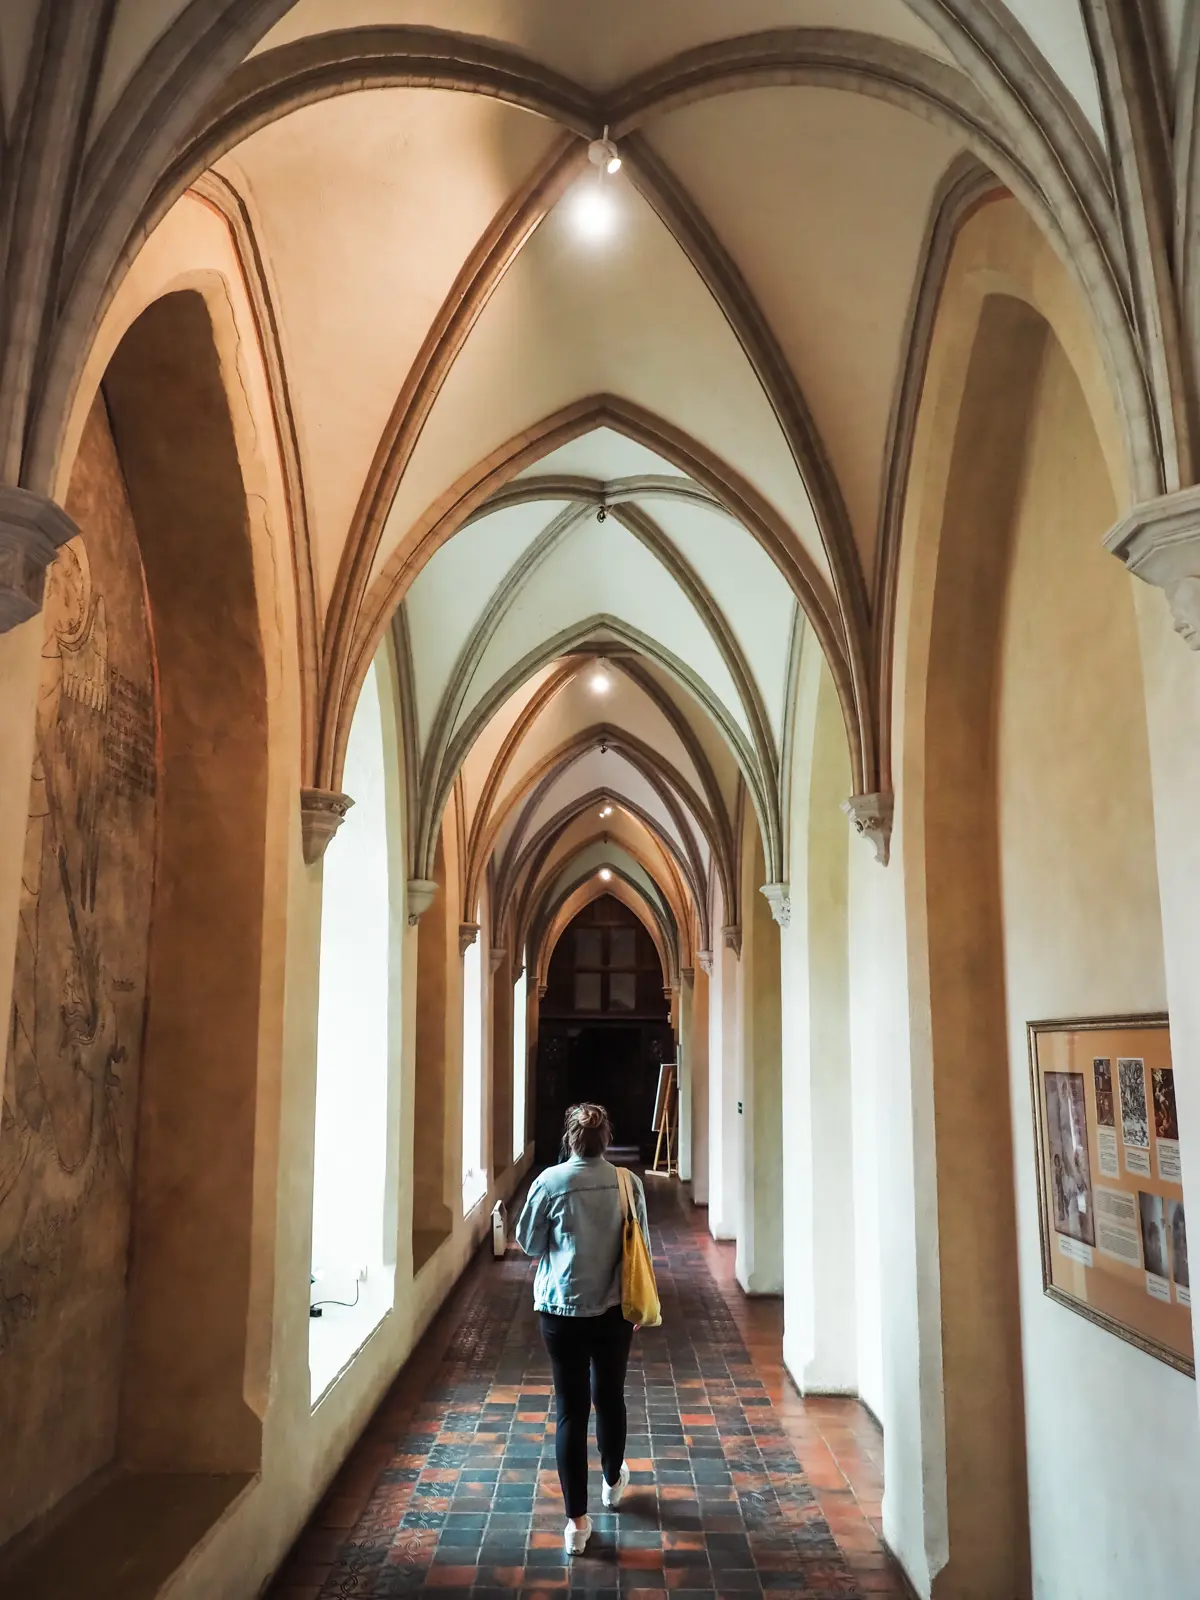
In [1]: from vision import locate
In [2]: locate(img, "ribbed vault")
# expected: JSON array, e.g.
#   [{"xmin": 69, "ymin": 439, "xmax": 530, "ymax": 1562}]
[{"xmin": 35, "ymin": 0, "xmax": 1181, "ymax": 962}]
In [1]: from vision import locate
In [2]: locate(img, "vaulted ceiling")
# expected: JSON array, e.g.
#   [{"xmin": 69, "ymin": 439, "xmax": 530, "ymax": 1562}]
[{"xmin": 10, "ymin": 0, "xmax": 1169, "ymax": 976}]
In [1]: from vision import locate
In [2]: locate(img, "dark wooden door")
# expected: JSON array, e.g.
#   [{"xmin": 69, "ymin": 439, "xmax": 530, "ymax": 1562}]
[{"xmin": 533, "ymin": 897, "xmax": 674, "ymax": 1164}]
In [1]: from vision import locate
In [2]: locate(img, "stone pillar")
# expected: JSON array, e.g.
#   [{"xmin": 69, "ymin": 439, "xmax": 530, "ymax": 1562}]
[
  {"xmin": 522, "ymin": 966, "xmax": 537, "ymax": 1160},
  {"xmin": 736, "ymin": 854, "xmax": 784, "ymax": 1296},
  {"xmin": 411, "ymin": 863, "xmax": 452, "ymax": 1270},
  {"xmin": 708, "ymin": 924, "xmax": 742, "ymax": 1241},
  {"xmin": 490, "ymin": 947, "xmax": 513, "ymax": 1181},
  {"xmin": 677, "ymin": 968, "xmax": 695, "ymax": 1182},
  {"xmin": 690, "ymin": 958, "xmax": 711, "ymax": 1203},
  {"xmin": 781, "ymin": 652, "xmax": 857, "ymax": 1393}
]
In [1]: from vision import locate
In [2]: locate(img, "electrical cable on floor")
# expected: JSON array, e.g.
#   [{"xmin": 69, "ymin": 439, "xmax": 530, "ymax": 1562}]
[{"xmin": 309, "ymin": 1278, "xmax": 362, "ymax": 1317}]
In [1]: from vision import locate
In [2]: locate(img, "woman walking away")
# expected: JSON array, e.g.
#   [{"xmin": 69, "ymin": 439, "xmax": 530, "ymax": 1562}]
[{"xmin": 516, "ymin": 1103, "xmax": 651, "ymax": 1555}]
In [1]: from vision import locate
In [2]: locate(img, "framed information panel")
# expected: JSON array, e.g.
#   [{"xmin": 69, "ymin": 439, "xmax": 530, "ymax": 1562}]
[{"xmin": 1029, "ymin": 1015, "xmax": 1192, "ymax": 1375}]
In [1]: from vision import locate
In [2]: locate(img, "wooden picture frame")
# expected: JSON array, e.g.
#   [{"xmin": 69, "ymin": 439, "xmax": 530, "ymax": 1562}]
[
  {"xmin": 651, "ymin": 1063, "xmax": 675, "ymax": 1135},
  {"xmin": 1028, "ymin": 1014, "xmax": 1192, "ymax": 1377}
]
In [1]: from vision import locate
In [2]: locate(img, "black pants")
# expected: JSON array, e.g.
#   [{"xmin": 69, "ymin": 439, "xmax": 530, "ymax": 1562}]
[{"xmin": 539, "ymin": 1305, "xmax": 634, "ymax": 1518}]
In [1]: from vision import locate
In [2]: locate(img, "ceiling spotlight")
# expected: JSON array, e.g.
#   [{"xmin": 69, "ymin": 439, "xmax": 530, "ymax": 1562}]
[
  {"xmin": 589, "ymin": 668, "xmax": 610, "ymax": 695},
  {"xmin": 599, "ymin": 867, "xmax": 613, "ymax": 882},
  {"xmin": 600, "ymin": 805, "xmax": 613, "ymax": 818},
  {"xmin": 587, "ymin": 129, "xmax": 622, "ymax": 176}
]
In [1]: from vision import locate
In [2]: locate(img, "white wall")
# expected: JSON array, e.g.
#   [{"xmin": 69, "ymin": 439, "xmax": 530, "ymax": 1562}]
[
  {"xmin": 847, "ymin": 829, "xmax": 941, "ymax": 1593},
  {"xmin": 708, "ymin": 920, "xmax": 741, "ymax": 1242},
  {"xmin": 997, "ymin": 340, "xmax": 1200, "ymax": 1600},
  {"xmin": 780, "ymin": 643, "xmax": 859, "ymax": 1390}
]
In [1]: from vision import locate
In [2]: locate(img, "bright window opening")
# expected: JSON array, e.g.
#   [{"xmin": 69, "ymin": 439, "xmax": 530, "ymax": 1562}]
[
  {"xmin": 462, "ymin": 927, "xmax": 486, "ymax": 1212},
  {"xmin": 513, "ymin": 968, "xmax": 528, "ymax": 1162},
  {"xmin": 309, "ymin": 660, "xmax": 394, "ymax": 1402}
]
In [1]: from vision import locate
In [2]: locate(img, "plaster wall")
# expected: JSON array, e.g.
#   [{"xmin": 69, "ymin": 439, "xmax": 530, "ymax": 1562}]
[
  {"xmin": 996, "ymin": 336, "xmax": 1200, "ymax": 1600},
  {"xmin": 413, "ymin": 829, "xmax": 454, "ymax": 1254},
  {"xmin": 689, "ymin": 965, "xmax": 710, "ymax": 1206},
  {"xmin": 846, "ymin": 822, "xmax": 935, "ymax": 1593},
  {"xmin": 707, "ymin": 913, "xmax": 740, "ymax": 1242},
  {"xmin": 0, "ymin": 181, "xmax": 542, "ymax": 1598},
  {"xmin": 780, "ymin": 639, "xmax": 856, "ymax": 1391},
  {"xmin": 491, "ymin": 948, "xmax": 514, "ymax": 1183},
  {"xmin": 736, "ymin": 827, "xmax": 783, "ymax": 1295},
  {"xmin": 0, "ymin": 624, "xmax": 41, "ymax": 1124},
  {"xmin": 0, "ymin": 396, "xmax": 157, "ymax": 1540},
  {"xmin": 677, "ymin": 970, "xmax": 694, "ymax": 1184},
  {"xmin": 153, "ymin": 688, "xmax": 530, "ymax": 1599},
  {"xmin": 863, "ymin": 193, "xmax": 1137, "ymax": 1597}
]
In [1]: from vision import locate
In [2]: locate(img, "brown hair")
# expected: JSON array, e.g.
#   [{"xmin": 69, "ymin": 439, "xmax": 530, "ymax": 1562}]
[{"xmin": 564, "ymin": 1102, "xmax": 612, "ymax": 1158}]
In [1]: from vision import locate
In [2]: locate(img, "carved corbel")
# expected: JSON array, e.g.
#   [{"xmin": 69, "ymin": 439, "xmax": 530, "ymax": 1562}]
[
  {"xmin": 407, "ymin": 878, "xmax": 438, "ymax": 925},
  {"xmin": 0, "ymin": 486, "xmax": 77, "ymax": 633},
  {"xmin": 537, "ymin": 981, "xmax": 548, "ymax": 999},
  {"xmin": 1106, "ymin": 488, "xmax": 1200, "ymax": 648},
  {"xmin": 300, "ymin": 788, "xmax": 354, "ymax": 864},
  {"xmin": 696, "ymin": 949, "xmax": 713, "ymax": 976},
  {"xmin": 760, "ymin": 882, "xmax": 791, "ymax": 927},
  {"xmin": 489, "ymin": 946, "xmax": 507, "ymax": 974},
  {"xmin": 459, "ymin": 923, "xmax": 480, "ymax": 956},
  {"xmin": 721, "ymin": 924, "xmax": 742, "ymax": 959},
  {"xmin": 681, "ymin": 967, "xmax": 695, "ymax": 985},
  {"xmin": 843, "ymin": 792, "xmax": 894, "ymax": 866}
]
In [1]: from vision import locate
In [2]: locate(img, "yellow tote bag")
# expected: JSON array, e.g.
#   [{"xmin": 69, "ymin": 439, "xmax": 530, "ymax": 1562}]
[{"xmin": 616, "ymin": 1166, "xmax": 661, "ymax": 1328}]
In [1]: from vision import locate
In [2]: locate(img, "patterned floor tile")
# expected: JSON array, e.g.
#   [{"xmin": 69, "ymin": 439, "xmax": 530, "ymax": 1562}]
[{"xmin": 268, "ymin": 1184, "xmax": 910, "ymax": 1599}]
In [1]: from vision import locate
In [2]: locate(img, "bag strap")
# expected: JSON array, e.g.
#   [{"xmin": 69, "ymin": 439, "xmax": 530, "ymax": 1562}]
[{"xmin": 615, "ymin": 1164, "xmax": 632, "ymax": 1223}]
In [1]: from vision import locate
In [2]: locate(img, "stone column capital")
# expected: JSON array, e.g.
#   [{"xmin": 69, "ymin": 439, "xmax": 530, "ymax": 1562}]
[
  {"xmin": 721, "ymin": 924, "xmax": 742, "ymax": 958},
  {"xmin": 681, "ymin": 966, "xmax": 695, "ymax": 984},
  {"xmin": 760, "ymin": 882, "xmax": 791, "ymax": 927},
  {"xmin": 459, "ymin": 922, "xmax": 480, "ymax": 956},
  {"xmin": 1106, "ymin": 488, "xmax": 1200, "ymax": 648},
  {"xmin": 0, "ymin": 485, "xmax": 78, "ymax": 633},
  {"xmin": 843, "ymin": 792, "xmax": 894, "ymax": 866},
  {"xmin": 299, "ymin": 788, "xmax": 353, "ymax": 864},
  {"xmin": 696, "ymin": 949, "xmax": 713, "ymax": 975},
  {"xmin": 407, "ymin": 878, "xmax": 438, "ymax": 925},
  {"xmin": 489, "ymin": 946, "xmax": 507, "ymax": 974}
]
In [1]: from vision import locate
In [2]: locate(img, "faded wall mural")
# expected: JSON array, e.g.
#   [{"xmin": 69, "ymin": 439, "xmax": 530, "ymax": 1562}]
[{"xmin": 0, "ymin": 397, "xmax": 157, "ymax": 1538}]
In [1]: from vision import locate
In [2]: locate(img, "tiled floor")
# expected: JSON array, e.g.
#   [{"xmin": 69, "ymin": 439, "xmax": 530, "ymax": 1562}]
[{"xmin": 270, "ymin": 1181, "xmax": 909, "ymax": 1599}]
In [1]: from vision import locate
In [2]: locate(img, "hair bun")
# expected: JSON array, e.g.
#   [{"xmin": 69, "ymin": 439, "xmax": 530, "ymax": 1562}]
[{"xmin": 564, "ymin": 1101, "xmax": 612, "ymax": 1157}]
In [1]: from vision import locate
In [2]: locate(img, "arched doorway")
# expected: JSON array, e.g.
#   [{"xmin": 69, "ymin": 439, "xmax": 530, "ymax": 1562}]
[{"xmin": 534, "ymin": 896, "xmax": 673, "ymax": 1164}]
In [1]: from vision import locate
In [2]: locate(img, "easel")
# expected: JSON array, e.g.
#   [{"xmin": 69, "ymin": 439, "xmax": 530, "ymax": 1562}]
[{"xmin": 649, "ymin": 1063, "xmax": 678, "ymax": 1177}]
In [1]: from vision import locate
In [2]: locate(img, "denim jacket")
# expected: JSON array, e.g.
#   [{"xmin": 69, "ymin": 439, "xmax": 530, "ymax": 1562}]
[{"xmin": 516, "ymin": 1156, "xmax": 651, "ymax": 1317}]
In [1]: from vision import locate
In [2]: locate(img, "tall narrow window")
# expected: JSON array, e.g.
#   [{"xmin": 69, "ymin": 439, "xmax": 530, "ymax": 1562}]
[
  {"xmin": 310, "ymin": 660, "xmax": 393, "ymax": 1399},
  {"xmin": 513, "ymin": 968, "xmax": 528, "ymax": 1161},
  {"xmin": 462, "ymin": 927, "xmax": 485, "ymax": 1210}
]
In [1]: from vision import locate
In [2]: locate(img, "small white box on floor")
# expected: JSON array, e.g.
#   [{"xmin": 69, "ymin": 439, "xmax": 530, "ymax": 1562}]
[{"xmin": 491, "ymin": 1200, "xmax": 507, "ymax": 1257}]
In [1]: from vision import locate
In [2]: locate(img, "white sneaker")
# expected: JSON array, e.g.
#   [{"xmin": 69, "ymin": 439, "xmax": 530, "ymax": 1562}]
[
  {"xmin": 602, "ymin": 1461, "xmax": 630, "ymax": 1508},
  {"xmin": 564, "ymin": 1514, "xmax": 591, "ymax": 1555}
]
